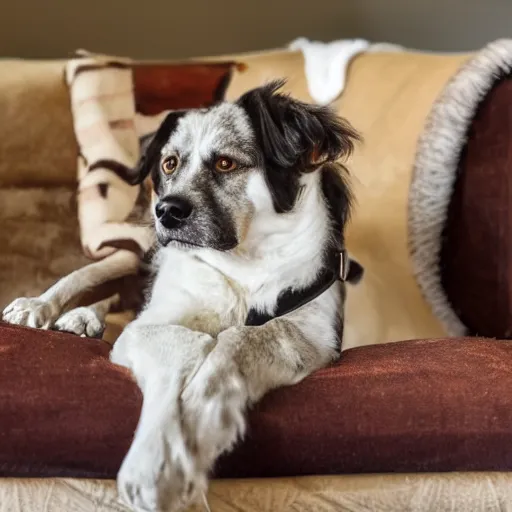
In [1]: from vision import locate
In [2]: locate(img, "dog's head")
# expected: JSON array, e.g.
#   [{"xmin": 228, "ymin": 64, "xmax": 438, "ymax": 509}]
[{"xmin": 130, "ymin": 80, "xmax": 359, "ymax": 251}]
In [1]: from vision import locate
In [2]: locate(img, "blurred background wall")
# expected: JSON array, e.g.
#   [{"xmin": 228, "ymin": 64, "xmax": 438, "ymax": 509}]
[{"xmin": 2, "ymin": 0, "xmax": 511, "ymax": 59}]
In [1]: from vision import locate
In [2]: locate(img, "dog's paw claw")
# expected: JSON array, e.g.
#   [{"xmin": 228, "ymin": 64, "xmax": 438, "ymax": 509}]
[
  {"xmin": 54, "ymin": 307, "xmax": 104, "ymax": 338},
  {"xmin": 2, "ymin": 297, "xmax": 57, "ymax": 329}
]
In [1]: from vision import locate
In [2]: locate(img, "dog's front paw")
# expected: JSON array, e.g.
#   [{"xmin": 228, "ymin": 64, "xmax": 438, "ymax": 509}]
[
  {"xmin": 182, "ymin": 351, "xmax": 248, "ymax": 469},
  {"xmin": 2, "ymin": 297, "xmax": 59, "ymax": 329},
  {"xmin": 111, "ymin": 324, "xmax": 218, "ymax": 511},
  {"xmin": 53, "ymin": 307, "xmax": 105, "ymax": 338},
  {"xmin": 117, "ymin": 401, "xmax": 206, "ymax": 512}
]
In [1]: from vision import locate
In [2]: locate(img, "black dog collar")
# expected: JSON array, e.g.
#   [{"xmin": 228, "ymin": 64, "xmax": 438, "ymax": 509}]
[{"xmin": 245, "ymin": 249, "xmax": 351, "ymax": 326}]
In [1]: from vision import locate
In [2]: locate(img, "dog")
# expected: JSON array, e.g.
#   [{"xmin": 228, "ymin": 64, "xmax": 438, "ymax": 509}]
[{"xmin": 3, "ymin": 80, "xmax": 362, "ymax": 511}]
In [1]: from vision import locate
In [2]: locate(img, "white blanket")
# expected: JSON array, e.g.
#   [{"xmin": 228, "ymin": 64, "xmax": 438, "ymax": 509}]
[{"xmin": 289, "ymin": 38, "xmax": 404, "ymax": 105}]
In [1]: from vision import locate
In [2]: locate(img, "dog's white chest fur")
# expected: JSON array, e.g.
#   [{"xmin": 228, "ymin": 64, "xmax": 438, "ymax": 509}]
[
  {"xmin": 145, "ymin": 172, "xmax": 331, "ymax": 337},
  {"xmin": 147, "ymin": 249, "xmax": 246, "ymax": 335}
]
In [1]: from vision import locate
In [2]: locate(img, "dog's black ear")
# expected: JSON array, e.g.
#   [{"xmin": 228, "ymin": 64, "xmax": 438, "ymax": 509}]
[
  {"xmin": 321, "ymin": 163, "xmax": 353, "ymax": 239},
  {"xmin": 237, "ymin": 80, "xmax": 360, "ymax": 212},
  {"xmin": 129, "ymin": 111, "xmax": 186, "ymax": 185}
]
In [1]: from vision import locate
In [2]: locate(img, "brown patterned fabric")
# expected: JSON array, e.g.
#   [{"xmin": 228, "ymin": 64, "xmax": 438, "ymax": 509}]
[
  {"xmin": 441, "ymin": 76, "xmax": 512, "ymax": 338},
  {"xmin": 1, "ymin": 323, "xmax": 512, "ymax": 479},
  {"xmin": 133, "ymin": 62, "xmax": 235, "ymax": 115}
]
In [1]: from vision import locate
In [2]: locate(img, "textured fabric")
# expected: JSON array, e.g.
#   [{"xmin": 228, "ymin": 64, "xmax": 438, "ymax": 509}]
[
  {"xmin": 0, "ymin": 187, "xmax": 88, "ymax": 313},
  {"xmin": 442, "ymin": 76, "xmax": 512, "ymax": 338},
  {"xmin": 2, "ymin": 323, "xmax": 512, "ymax": 479},
  {"xmin": 3, "ymin": 473, "xmax": 512, "ymax": 512},
  {"xmin": 0, "ymin": 186, "xmax": 136, "ymax": 344},
  {"xmin": 65, "ymin": 54, "xmax": 236, "ymax": 261},
  {"xmin": 0, "ymin": 60, "xmax": 77, "ymax": 187},
  {"xmin": 0, "ymin": 322, "xmax": 142, "ymax": 478},
  {"xmin": 217, "ymin": 336, "xmax": 512, "ymax": 477},
  {"xmin": 133, "ymin": 62, "xmax": 237, "ymax": 115},
  {"xmin": 409, "ymin": 39, "xmax": 512, "ymax": 337}
]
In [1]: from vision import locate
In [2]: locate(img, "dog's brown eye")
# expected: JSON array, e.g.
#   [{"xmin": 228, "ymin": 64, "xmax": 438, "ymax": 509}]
[
  {"xmin": 162, "ymin": 156, "xmax": 179, "ymax": 175},
  {"xmin": 215, "ymin": 156, "xmax": 237, "ymax": 172}
]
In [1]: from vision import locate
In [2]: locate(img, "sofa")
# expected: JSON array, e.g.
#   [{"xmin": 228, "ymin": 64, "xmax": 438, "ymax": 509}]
[{"xmin": 1, "ymin": 40, "xmax": 512, "ymax": 511}]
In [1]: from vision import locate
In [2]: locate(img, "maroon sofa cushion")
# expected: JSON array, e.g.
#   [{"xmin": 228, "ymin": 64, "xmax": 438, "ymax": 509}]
[
  {"xmin": 132, "ymin": 62, "xmax": 238, "ymax": 116},
  {"xmin": 441, "ymin": 76, "xmax": 512, "ymax": 338},
  {"xmin": 1, "ymin": 322, "xmax": 512, "ymax": 479},
  {"xmin": 0, "ymin": 323, "xmax": 141, "ymax": 478}
]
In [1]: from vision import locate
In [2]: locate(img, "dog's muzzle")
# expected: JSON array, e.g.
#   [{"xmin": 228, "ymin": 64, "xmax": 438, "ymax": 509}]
[{"xmin": 155, "ymin": 196, "xmax": 193, "ymax": 229}]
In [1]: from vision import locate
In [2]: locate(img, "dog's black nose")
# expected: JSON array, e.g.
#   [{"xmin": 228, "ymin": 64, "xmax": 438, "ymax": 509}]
[{"xmin": 155, "ymin": 197, "xmax": 193, "ymax": 228}]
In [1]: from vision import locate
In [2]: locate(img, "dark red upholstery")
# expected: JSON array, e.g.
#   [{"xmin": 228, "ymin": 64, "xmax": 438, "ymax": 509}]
[
  {"xmin": 442, "ymin": 76, "xmax": 512, "ymax": 338},
  {"xmin": 1, "ymin": 323, "xmax": 511, "ymax": 479}
]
